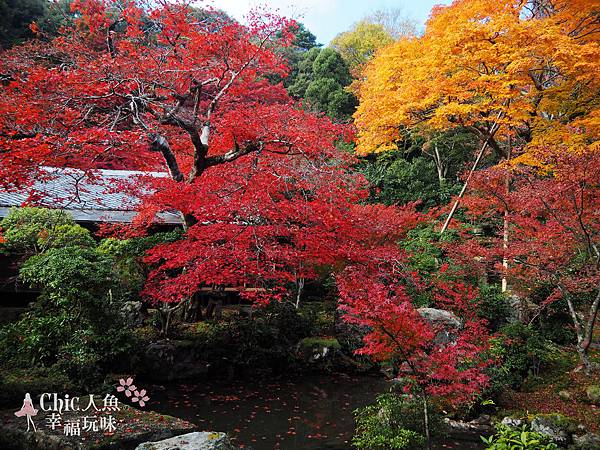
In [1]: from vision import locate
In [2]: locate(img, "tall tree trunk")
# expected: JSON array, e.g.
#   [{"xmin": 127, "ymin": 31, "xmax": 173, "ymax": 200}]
[
  {"xmin": 561, "ymin": 283, "xmax": 600, "ymax": 373},
  {"xmin": 422, "ymin": 395, "xmax": 431, "ymax": 450},
  {"xmin": 433, "ymin": 144, "xmax": 446, "ymax": 186},
  {"xmin": 502, "ymin": 137, "xmax": 512, "ymax": 293},
  {"xmin": 501, "ymin": 209, "xmax": 509, "ymax": 293},
  {"xmin": 440, "ymin": 110, "xmax": 504, "ymax": 235},
  {"xmin": 295, "ymin": 276, "xmax": 305, "ymax": 309},
  {"xmin": 440, "ymin": 138, "xmax": 490, "ymax": 235}
]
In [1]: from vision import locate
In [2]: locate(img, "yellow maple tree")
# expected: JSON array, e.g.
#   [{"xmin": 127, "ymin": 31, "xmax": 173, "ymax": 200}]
[
  {"xmin": 354, "ymin": 0, "xmax": 600, "ymax": 162},
  {"xmin": 330, "ymin": 21, "xmax": 394, "ymax": 72}
]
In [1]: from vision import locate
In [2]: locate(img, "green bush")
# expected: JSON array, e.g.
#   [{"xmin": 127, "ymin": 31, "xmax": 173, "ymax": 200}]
[
  {"xmin": 97, "ymin": 230, "xmax": 183, "ymax": 301},
  {"xmin": 186, "ymin": 302, "xmax": 316, "ymax": 374},
  {"xmin": 0, "ymin": 207, "xmax": 93, "ymax": 254},
  {"xmin": 477, "ymin": 284, "xmax": 510, "ymax": 331},
  {"xmin": 0, "ymin": 212, "xmax": 138, "ymax": 390},
  {"xmin": 298, "ymin": 301, "xmax": 336, "ymax": 335},
  {"xmin": 0, "ymin": 245, "xmax": 136, "ymax": 386},
  {"xmin": 353, "ymin": 393, "xmax": 437, "ymax": 450},
  {"xmin": 487, "ymin": 323, "xmax": 559, "ymax": 392},
  {"xmin": 481, "ymin": 425, "xmax": 559, "ymax": 449}
]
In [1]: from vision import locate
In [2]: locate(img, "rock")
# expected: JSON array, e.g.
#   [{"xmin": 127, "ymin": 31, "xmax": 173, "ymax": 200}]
[
  {"xmin": 445, "ymin": 418, "xmax": 492, "ymax": 440},
  {"xmin": 558, "ymin": 390, "xmax": 572, "ymax": 401},
  {"xmin": 500, "ymin": 416, "xmax": 523, "ymax": 429},
  {"xmin": 417, "ymin": 308, "xmax": 462, "ymax": 346},
  {"xmin": 142, "ymin": 340, "xmax": 210, "ymax": 381},
  {"xmin": 471, "ymin": 414, "xmax": 491, "ymax": 426},
  {"xmin": 0, "ymin": 402, "xmax": 196, "ymax": 450},
  {"xmin": 135, "ymin": 432, "xmax": 234, "ymax": 450},
  {"xmin": 506, "ymin": 295, "xmax": 539, "ymax": 323},
  {"xmin": 573, "ymin": 432, "xmax": 600, "ymax": 450},
  {"xmin": 417, "ymin": 308, "xmax": 462, "ymax": 328},
  {"xmin": 296, "ymin": 337, "xmax": 341, "ymax": 367},
  {"xmin": 585, "ymin": 385, "xmax": 600, "ymax": 404},
  {"xmin": 120, "ymin": 301, "xmax": 145, "ymax": 327},
  {"xmin": 531, "ymin": 414, "xmax": 572, "ymax": 445}
]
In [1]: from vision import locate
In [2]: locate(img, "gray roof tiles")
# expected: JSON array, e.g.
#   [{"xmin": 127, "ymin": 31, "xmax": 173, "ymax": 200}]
[{"xmin": 0, "ymin": 167, "xmax": 182, "ymax": 224}]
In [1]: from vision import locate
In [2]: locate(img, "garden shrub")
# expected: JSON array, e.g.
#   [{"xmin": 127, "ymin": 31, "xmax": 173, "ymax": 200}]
[
  {"xmin": 184, "ymin": 302, "xmax": 317, "ymax": 374},
  {"xmin": 0, "ymin": 211, "xmax": 139, "ymax": 392},
  {"xmin": 481, "ymin": 424, "xmax": 559, "ymax": 449},
  {"xmin": 353, "ymin": 393, "xmax": 440, "ymax": 450},
  {"xmin": 0, "ymin": 207, "xmax": 93, "ymax": 254},
  {"xmin": 486, "ymin": 323, "xmax": 559, "ymax": 393},
  {"xmin": 98, "ymin": 230, "xmax": 183, "ymax": 302},
  {"xmin": 477, "ymin": 284, "xmax": 510, "ymax": 331}
]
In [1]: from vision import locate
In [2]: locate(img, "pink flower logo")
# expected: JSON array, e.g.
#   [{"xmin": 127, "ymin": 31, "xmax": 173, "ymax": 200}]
[
  {"xmin": 116, "ymin": 377, "xmax": 150, "ymax": 408},
  {"xmin": 116, "ymin": 377, "xmax": 137, "ymax": 398},
  {"xmin": 131, "ymin": 389, "xmax": 150, "ymax": 408}
]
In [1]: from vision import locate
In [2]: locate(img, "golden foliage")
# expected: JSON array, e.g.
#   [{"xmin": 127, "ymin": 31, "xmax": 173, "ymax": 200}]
[
  {"xmin": 354, "ymin": 0, "xmax": 600, "ymax": 159},
  {"xmin": 330, "ymin": 21, "xmax": 394, "ymax": 72}
]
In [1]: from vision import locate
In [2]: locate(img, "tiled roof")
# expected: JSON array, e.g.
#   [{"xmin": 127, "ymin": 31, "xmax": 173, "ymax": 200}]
[{"xmin": 0, "ymin": 167, "xmax": 182, "ymax": 224}]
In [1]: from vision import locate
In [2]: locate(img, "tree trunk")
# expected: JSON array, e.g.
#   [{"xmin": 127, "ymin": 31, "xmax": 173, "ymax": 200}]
[
  {"xmin": 433, "ymin": 144, "xmax": 446, "ymax": 186},
  {"xmin": 440, "ymin": 138, "xmax": 490, "ymax": 234},
  {"xmin": 422, "ymin": 395, "xmax": 431, "ymax": 450},
  {"xmin": 295, "ymin": 276, "xmax": 305, "ymax": 309},
  {"xmin": 502, "ymin": 138, "xmax": 512, "ymax": 293},
  {"xmin": 440, "ymin": 110, "xmax": 504, "ymax": 235},
  {"xmin": 563, "ymin": 284, "xmax": 600, "ymax": 374},
  {"xmin": 185, "ymin": 292, "xmax": 202, "ymax": 322},
  {"xmin": 580, "ymin": 285, "xmax": 600, "ymax": 373}
]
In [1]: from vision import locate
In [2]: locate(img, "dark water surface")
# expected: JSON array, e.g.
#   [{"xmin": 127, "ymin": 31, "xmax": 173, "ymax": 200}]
[{"xmin": 150, "ymin": 374, "xmax": 483, "ymax": 450}]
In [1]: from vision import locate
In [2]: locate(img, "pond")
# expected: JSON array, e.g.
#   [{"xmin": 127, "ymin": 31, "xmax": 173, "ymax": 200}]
[{"xmin": 150, "ymin": 374, "xmax": 484, "ymax": 450}]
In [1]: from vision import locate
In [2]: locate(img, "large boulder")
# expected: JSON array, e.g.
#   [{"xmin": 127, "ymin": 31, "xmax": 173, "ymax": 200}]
[
  {"xmin": 135, "ymin": 432, "xmax": 234, "ymax": 450},
  {"xmin": 120, "ymin": 301, "xmax": 145, "ymax": 327},
  {"xmin": 444, "ymin": 416, "xmax": 493, "ymax": 440},
  {"xmin": 0, "ymin": 402, "xmax": 196, "ymax": 450},
  {"xmin": 417, "ymin": 308, "xmax": 462, "ymax": 345},
  {"xmin": 531, "ymin": 414, "xmax": 572, "ymax": 446},
  {"xmin": 500, "ymin": 416, "xmax": 524, "ymax": 429},
  {"xmin": 573, "ymin": 432, "xmax": 600, "ymax": 450}
]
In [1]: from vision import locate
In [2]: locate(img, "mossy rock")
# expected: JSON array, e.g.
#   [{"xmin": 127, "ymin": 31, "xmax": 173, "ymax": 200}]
[
  {"xmin": 558, "ymin": 390, "xmax": 572, "ymax": 401},
  {"xmin": 135, "ymin": 432, "xmax": 234, "ymax": 450},
  {"xmin": 572, "ymin": 432, "xmax": 600, "ymax": 450},
  {"xmin": 0, "ymin": 368, "xmax": 72, "ymax": 408},
  {"xmin": 296, "ymin": 337, "xmax": 342, "ymax": 369},
  {"xmin": 298, "ymin": 337, "xmax": 341, "ymax": 350},
  {"xmin": 585, "ymin": 385, "xmax": 600, "ymax": 404},
  {"xmin": 0, "ymin": 399, "xmax": 196, "ymax": 450},
  {"xmin": 531, "ymin": 413, "xmax": 575, "ymax": 445}
]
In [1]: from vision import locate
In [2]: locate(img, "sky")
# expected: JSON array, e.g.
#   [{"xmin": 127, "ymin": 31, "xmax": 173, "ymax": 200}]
[{"xmin": 204, "ymin": 0, "xmax": 452, "ymax": 44}]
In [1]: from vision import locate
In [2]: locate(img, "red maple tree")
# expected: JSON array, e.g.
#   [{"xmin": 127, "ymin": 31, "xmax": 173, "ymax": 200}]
[
  {"xmin": 0, "ymin": 0, "xmax": 424, "ymax": 309},
  {"xmin": 456, "ymin": 147, "xmax": 600, "ymax": 372},
  {"xmin": 338, "ymin": 260, "xmax": 491, "ymax": 445},
  {"xmin": 0, "ymin": 1, "xmax": 338, "ymax": 193}
]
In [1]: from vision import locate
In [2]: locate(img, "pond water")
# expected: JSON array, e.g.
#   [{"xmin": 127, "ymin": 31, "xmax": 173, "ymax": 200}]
[{"xmin": 150, "ymin": 374, "xmax": 483, "ymax": 450}]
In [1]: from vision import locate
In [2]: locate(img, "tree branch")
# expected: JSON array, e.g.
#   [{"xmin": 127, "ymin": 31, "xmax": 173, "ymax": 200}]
[{"xmin": 148, "ymin": 133, "xmax": 183, "ymax": 182}]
